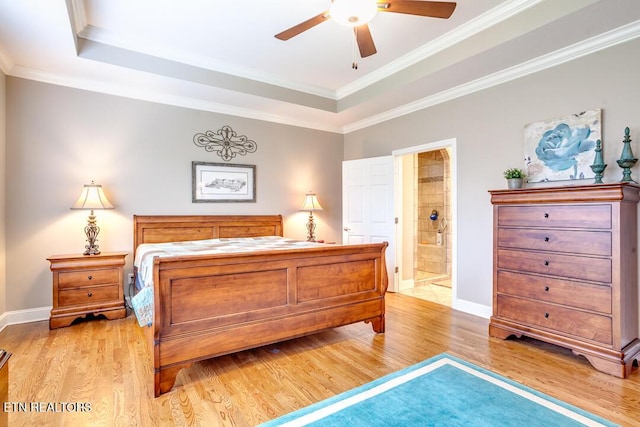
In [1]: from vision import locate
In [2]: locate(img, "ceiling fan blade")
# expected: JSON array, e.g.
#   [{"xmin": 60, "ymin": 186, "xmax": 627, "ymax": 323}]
[
  {"xmin": 378, "ymin": 1, "xmax": 457, "ymax": 19},
  {"xmin": 354, "ymin": 24, "xmax": 377, "ymax": 58},
  {"xmin": 275, "ymin": 11, "xmax": 330, "ymax": 40}
]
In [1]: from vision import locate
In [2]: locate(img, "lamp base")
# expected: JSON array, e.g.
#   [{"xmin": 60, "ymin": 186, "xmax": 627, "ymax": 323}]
[
  {"xmin": 82, "ymin": 210, "xmax": 102, "ymax": 256},
  {"xmin": 83, "ymin": 246, "xmax": 101, "ymax": 256},
  {"xmin": 306, "ymin": 212, "xmax": 317, "ymax": 242}
]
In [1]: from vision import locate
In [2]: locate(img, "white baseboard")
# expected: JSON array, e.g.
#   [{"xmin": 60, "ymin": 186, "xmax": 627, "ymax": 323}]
[
  {"xmin": 453, "ymin": 299, "xmax": 492, "ymax": 319},
  {"xmin": 0, "ymin": 306, "xmax": 51, "ymax": 332},
  {"xmin": 0, "ymin": 312, "xmax": 6, "ymax": 333},
  {"xmin": 0, "ymin": 301, "xmax": 491, "ymax": 333}
]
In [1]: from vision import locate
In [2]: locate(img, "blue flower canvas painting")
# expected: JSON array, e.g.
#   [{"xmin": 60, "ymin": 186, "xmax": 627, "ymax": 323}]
[{"xmin": 524, "ymin": 109, "xmax": 601, "ymax": 182}]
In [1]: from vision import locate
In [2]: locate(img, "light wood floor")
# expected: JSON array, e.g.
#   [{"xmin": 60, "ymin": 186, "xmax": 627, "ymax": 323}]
[{"xmin": 1, "ymin": 293, "xmax": 639, "ymax": 426}]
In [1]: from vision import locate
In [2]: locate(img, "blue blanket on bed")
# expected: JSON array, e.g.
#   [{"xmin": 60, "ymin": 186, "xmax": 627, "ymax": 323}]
[{"xmin": 131, "ymin": 286, "xmax": 153, "ymax": 327}]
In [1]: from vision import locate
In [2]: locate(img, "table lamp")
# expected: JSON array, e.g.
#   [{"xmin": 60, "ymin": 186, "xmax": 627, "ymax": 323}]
[
  {"xmin": 70, "ymin": 181, "xmax": 114, "ymax": 255},
  {"xmin": 300, "ymin": 191, "xmax": 323, "ymax": 241}
]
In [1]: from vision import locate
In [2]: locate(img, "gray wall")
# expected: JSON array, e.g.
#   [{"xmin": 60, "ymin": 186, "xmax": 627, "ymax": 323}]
[
  {"xmin": 5, "ymin": 78, "xmax": 343, "ymax": 312},
  {"xmin": 345, "ymin": 38, "xmax": 640, "ymax": 309},
  {"xmin": 3, "ymin": 36, "xmax": 640, "ymax": 319}
]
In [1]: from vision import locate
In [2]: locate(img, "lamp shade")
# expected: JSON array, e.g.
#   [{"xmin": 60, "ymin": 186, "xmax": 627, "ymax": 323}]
[
  {"xmin": 70, "ymin": 181, "xmax": 114, "ymax": 210},
  {"xmin": 300, "ymin": 192, "xmax": 323, "ymax": 212},
  {"xmin": 330, "ymin": 0, "xmax": 378, "ymax": 27}
]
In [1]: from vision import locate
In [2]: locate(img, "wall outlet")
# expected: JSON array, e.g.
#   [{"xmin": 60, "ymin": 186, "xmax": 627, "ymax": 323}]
[{"xmin": 127, "ymin": 273, "xmax": 135, "ymax": 284}]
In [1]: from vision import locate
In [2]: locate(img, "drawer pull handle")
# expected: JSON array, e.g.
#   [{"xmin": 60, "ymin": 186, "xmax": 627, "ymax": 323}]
[
  {"xmin": 87, "ymin": 292, "xmax": 93, "ymax": 297},
  {"xmin": 544, "ymin": 286, "xmax": 549, "ymax": 292},
  {"xmin": 544, "ymin": 237, "xmax": 550, "ymax": 242},
  {"xmin": 544, "ymin": 312, "xmax": 549, "ymax": 318},
  {"xmin": 87, "ymin": 275, "xmax": 93, "ymax": 280},
  {"xmin": 544, "ymin": 260, "xmax": 549, "ymax": 266},
  {"xmin": 544, "ymin": 213, "xmax": 549, "ymax": 218}
]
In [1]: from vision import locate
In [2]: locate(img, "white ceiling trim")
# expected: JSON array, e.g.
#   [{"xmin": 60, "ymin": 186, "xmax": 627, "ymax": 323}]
[
  {"xmin": 337, "ymin": 0, "xmax": 543, "ymax": 98},
  {"xmin": 70, "ymin": 1, "xmax": 540, "ymax": 102},
  {"xmin": 0, "ymin": 45, "xmax": 13, "ymax": 75},
  {"xmin": 6, "ymin": 65, "xmax": 344, "ymax": 134},
  {"xmin": 7, "ymin": 18, "xmax": 639, "ymax": 136},
  {"xmin": 68, "ymin": 0, "xmax": 87, "ymax": 31},
  {"xmin": 343, "ymin": 19, "xmax": 640, "ymax": 134},
  {"xmin": 76, "ymin": 24, "xmax": 339, "ymax": 101}
]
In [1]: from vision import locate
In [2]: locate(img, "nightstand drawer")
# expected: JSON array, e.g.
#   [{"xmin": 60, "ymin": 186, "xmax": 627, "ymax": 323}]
[
  {"xmin": 58, "ymin": 268, "xmax": 119, "ymax": 289},
  {"xmin": 58, "ymin": 284, "xmax": 120, "ymax": 306}
]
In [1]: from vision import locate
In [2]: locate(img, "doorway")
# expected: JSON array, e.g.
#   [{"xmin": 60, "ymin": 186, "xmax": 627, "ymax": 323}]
[{"xmin": 393, "ymin": 139, "xmax": 456, "ymax": 307}]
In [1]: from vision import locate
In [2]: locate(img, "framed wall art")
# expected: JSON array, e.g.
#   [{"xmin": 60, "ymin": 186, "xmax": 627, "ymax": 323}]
[
  {"xmin": 192, "ymin": 162, "xmax": 256, "ymax": 203},
  {"xmin": 524, "ymin": 109, "xmax": 601, "ymax": 183}
]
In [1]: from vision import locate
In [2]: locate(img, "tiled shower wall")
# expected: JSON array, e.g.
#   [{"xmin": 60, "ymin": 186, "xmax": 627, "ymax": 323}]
[{"xmin": 415, "ymin": 149, "xmax": 452, "ymax": 278}]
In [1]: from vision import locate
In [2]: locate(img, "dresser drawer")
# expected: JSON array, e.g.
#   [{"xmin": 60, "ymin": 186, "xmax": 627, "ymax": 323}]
[
  {"xmin": 58, "ymin": 284, "xmax": 120, "ymax": 306},
  {"xmin": 497, "ymin": 249, "xmax": 611, "ymax": 283},
  {"xmin": 496, "ymin": 295, "xmax": 612, "ymax": 345},
  {"xmin": 58, "ymin": 268, "xmax": 119, "ymax": 289},
  {"xmin": 496, "ymin": 271, "xmax": 612, "ymax": 313},
  {"xmin": 497, "ymin": 205, "xmax": 611, "ymax": 229},
  {"xmin": 497, "ymin": 228, "xmax": 611, "ymax": 256}
]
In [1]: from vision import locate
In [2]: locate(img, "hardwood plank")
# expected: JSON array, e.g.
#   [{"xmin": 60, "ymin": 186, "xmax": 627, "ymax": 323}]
[{"xmin": 0, "ymin": 294, "xmax": 638, "ymax": 426}]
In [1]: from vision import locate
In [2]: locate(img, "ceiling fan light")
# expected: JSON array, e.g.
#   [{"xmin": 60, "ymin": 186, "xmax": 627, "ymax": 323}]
[{"xmin": 330, "ymin": 0, "xmax": 378, "ymax": 27}]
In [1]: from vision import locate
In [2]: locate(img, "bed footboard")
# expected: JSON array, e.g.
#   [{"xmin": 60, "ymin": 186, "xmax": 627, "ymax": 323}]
[{"xmin": 151, "ymin": 242, "xmax": 388, "ymax": 396}]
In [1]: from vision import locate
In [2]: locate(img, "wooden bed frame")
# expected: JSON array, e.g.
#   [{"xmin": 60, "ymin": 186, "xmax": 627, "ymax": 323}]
[{"xmin": 133, "ymin": 215, "xmax": 389, "ymax": 396}]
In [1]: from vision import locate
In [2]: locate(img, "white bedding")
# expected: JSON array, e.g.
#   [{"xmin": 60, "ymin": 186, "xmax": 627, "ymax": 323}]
[
  {"xmin": 134, "ymin": 236, "xmax": 326, "ymax": 289},
  {"xmin": 131, "ymin": 236, "xmax": 327, "ymax": 326}
]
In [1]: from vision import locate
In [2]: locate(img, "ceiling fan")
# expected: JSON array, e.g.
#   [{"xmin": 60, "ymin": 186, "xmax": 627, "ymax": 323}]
[{"xmin": 275, "ymin": 1, "xmax": 457, "ymax": 61}]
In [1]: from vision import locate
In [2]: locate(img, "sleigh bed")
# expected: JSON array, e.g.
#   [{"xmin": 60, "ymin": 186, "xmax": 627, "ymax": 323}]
[{"xmin": 132, "ymin": 214, "xmax": 389, "ymax": 396}]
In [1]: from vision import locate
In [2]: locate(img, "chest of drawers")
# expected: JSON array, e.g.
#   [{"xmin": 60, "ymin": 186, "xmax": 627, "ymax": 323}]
[
  {"xmin": 48, "ymin": 252, "xmax": 128, "ymax": 329},
  {"xmin": 489, "ymin": 183, "xmax": 640, "ymax": 378}
]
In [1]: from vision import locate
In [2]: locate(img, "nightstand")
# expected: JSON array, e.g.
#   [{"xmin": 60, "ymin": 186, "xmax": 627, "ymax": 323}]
[{"xmin": 47, "ymin": 252, "xmax": 128, "ymax": 329}]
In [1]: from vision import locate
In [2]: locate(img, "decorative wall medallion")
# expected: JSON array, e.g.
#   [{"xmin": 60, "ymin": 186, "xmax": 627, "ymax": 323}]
[{"xmin": 193, "ymin": 125, "xmax": 257, "ymax": 161}]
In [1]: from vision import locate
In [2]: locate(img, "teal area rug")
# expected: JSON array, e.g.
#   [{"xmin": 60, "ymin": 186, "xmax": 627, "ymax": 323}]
[{"xmin": 260, "ymin": 353, "xmax": 617, "ymax": 427}]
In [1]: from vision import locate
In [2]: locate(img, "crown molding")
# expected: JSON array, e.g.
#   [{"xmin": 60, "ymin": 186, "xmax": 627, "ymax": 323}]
[
  {"xmin": 342, "ymin": 19, "xmax": 640, "ymax": 134},
  {"xmin": 76, "ymin": 25, "xmax": 338, "ymax": 101},
  {"xmin": 7, "ymin": 65, "xmax": 343, "ymax": 134},
  {"xmin": 68, "ymin": 0, "xmax": 541, "ymax": 103},
  {"xmin": 0, "ymin": 45, "xmax": 14, "ymax": 75},
  {"xmin": 5, "ymin": 12, "xmax": 639, "ymax": 136},
  {"xmin": 65, "ymin": 0, "xmax": 86, "ymax": 52},
  {"xmin": 337, "ymin": 0, "xmax": 543, "ymax": 99}
]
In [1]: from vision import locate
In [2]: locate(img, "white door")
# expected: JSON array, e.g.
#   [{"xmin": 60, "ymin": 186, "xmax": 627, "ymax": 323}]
[{"xmin": 342, "ymin": 156, "xmax": 396, "ymax": 291}]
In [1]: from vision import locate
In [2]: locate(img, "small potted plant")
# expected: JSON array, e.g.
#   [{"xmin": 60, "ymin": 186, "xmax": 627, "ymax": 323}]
[{"xmin": 503, "ymin": 168, "xmax": 526, "ymax": 189}]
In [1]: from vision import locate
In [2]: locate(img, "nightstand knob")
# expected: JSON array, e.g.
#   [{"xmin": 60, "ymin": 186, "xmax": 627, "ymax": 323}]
[
  {"xmin": 544, "ymin": 237, "xmax": 550, "ymax": 242},
  {"xmin": 544, "ymin": 260, "xmax": 549, "ymax": 266},
  {"xmin": 87, "ymin": 275, "xmax": 93, "ymax": 280},
  {"xmin": 544, "ymin": 213, "xmax": 549, "ymax": 218},
  {"xmin": 544, "ymin": 286, "xmax": 550, "ymax": 292},
  {"xmin": 87, "ymin": 292, "xmax": 93, "ymax": 297},
  {"xmin": 544, "ymin": 312, "xmax": 549, "ymax": 318}
]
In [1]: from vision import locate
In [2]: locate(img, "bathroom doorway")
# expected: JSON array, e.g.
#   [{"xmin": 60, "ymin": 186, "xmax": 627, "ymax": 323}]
[
  {"xmin": 393, "ymin": 139, "xmax": 456, "ymax": 307},
  {"xmin": 412, "ymin": 149, "xmax": 452, "ymax": 305}
]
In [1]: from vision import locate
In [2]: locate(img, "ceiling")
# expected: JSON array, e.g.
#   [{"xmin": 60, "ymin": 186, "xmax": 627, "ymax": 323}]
[{"xmin": 1, "ymin": 0, "xmax": 639, "ymax": 133}]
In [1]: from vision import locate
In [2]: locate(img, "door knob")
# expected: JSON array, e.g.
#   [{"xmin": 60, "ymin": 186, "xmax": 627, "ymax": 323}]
[{"xmin": 343, "ymin": 227, "xmax": 351, "ymax": 232}]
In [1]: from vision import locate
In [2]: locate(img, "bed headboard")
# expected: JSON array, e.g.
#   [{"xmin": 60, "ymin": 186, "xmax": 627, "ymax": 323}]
[{"xmin": 133, "ymin": 214, "xmax": 283, "ymax": 257}]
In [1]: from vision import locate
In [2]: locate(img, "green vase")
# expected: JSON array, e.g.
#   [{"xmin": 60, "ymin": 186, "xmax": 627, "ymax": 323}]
[
  {"xmin": 590, "ymin": 139, "xmax": 606, "ymax": 184},
  {"xmin": 617, "ymin": 127, "xmax": 637, "ymax": 182}
]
